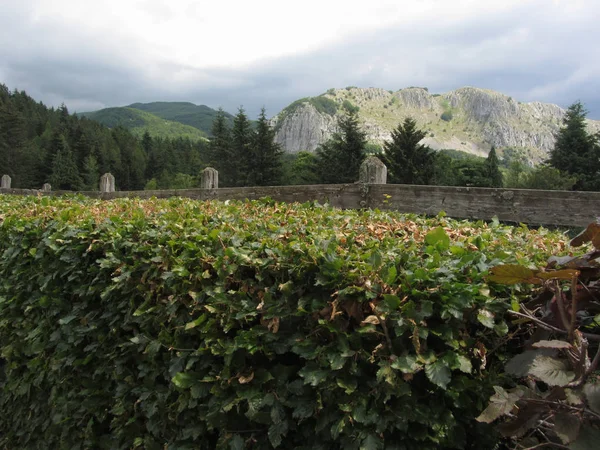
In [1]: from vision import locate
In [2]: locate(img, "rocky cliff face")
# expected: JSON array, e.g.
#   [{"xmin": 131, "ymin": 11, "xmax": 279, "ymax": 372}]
[
  {"xmin": 270, "ymin": 103, "xmax": 338, "ymax": 153},
  {"xmin": 272, "ymin": 86, "xmax": 600, "ymax": 163}
]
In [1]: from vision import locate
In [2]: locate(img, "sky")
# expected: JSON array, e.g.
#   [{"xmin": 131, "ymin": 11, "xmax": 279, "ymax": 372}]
[{"xmin": 1, "ymin": 0, "xmax": 599, "ymax": 119}]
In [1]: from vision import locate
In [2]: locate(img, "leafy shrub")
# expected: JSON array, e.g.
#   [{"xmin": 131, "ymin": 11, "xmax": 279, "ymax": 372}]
[
  {"xmin": 481, "ymin": 223, "xmax": 600, "ymax": 447},
  {"xmin": 0, "ymin": 196, "xmax": 571, "ymax": 449},
  {"xmin": 342, "ymin": 100, "xmax": 359, "ymax": 114},
  {"xmin": 441, "ymin": 111, "xmax": 453, "ymax": 122}
]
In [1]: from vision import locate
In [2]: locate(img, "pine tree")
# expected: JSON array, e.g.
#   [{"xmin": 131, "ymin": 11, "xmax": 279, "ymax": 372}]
[
  {"xmin": 82, "ymin": 154, "xmax": 100, "ymax": 190},
  {"xmin": 230, "ymin": 107, "xmax": 252, "ymax": 187},
  {"xmin": 484, "ymin": 146, "xmax": 503, "ymax": 187},
  {"xmin": 207, "ymin": 108, "xmax": 233, "ymax": 185},
  {"xmin": 0, "ymin": 103, "xmax": 27, "ymax": 179},
  {"xmin": 380, "ymin": 117, "xmax": 435, "ymax": 185},
  {"xmin": 316, "ymin": 109, "xmax": 367, "ymax": 183},
  {"xmin": 548, "ymin": 101, "xmax": 600, "ymax": 190},
  {"xmin": 247, "ymin": 107, "xmax": 283, "ymax": 186},
  {"xmin": 284, "ymin": 152, "xmax": 320, "ymax": 185},
  {"xmin": 49, "ymin": 134, "xmax": 83, "ymax": 190}
]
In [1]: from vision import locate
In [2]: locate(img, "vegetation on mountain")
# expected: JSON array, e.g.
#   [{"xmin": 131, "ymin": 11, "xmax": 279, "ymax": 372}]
[
  {"xmin": 0, "ymin": 84, "xmax": 211, "ymax": 191},
  {"xmin": 315, "ymin": 109, "xmax": 367, "ymax": 183},
  {"xmin": 282, "ymin": 152, "xmax": 320, "ymax": 185},
  {"xmin": 81, "ymin": 107, "xmax": 208, "ymax": 140},
  {"xmin": 379, "ymin": 117, "xmax": 436, "ymax": 185},
  {"xmin": 274, "ymin": 95, "xmax": 339, "ymax": 131},
  {"xmin": 273, "ymin": 87, "xmax": 600, "ymax": 164},
  {"xmin": 484, "ymin": 147, "xmax": 503, "ymax": 188},
  {"xmin": 3, "ymin": 83, "xmax": 600, "ymax": 192},
  {"xmin": 0, "ymin": 195, "xmax": 574, "ymax": 449},
  {"xmin": 247, "ymin": 108, "xmax": 284, "ymax": 186},
  {"xmin": 128, "ymin": 101, "xmax": 234, "ymax": 133},
  {"xmin": 203, "ymin": 107, "xmax": 284, "ymax": 187},
  {"xmin": 504, "ymin": 163, "xmax": 577, "ymax": 191},
  {"xmin": 548, "ymin": 101, "xmax": 600, "ymax": 191}
]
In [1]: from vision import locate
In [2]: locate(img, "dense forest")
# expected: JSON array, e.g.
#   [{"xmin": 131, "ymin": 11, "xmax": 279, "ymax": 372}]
[
  {"xmin": 1, "ymin": 84, "xmax": 597, "ymax": 191},
  {"xmin": 0, "ymin": 84, "xmax": 209, "ymax": 190}
]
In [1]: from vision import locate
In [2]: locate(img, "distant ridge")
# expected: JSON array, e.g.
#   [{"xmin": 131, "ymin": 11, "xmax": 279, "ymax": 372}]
[
  {"xmin": 81, "ymin": 102, "xmax": 234, "ymax": 139},
  {"xmin": 80, "ymin": 107, "xmax": 208, "ymax": 140},
  {"xmin": 128, "ymin": 102, "xmax": 234, "ymax": 133}
]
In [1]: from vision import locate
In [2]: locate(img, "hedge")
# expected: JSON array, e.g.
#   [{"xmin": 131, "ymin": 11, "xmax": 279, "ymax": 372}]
[{"xmin": 0, "ymin": 195, "xmax": 571, "ymax": 449}]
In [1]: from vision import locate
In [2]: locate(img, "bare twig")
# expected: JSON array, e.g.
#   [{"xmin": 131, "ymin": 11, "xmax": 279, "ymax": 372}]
[
  {"xmin": 508, "ymin": 310, "xmax": 567, "ymax": 334},
  {"xmin": 371, "ymin": 304, "xmax": 394, "ymax": 356},
  {"xmin": 526, "ymin": 398, "xmax": 600, "ymax": 421},
  {"xmin": 521, "ymin": 442, "xmax": 570, "ymax": 449},
  {"xmin": 507, "ymin": 310, "xmax": 600, "ymax": 342},
  {"xmin": 553, "ymin": 280, "xmax": 571, "ymax": 335},
  {"xmin": 569, "ymin": 276, "xmax": 578, "ymax": 340}
]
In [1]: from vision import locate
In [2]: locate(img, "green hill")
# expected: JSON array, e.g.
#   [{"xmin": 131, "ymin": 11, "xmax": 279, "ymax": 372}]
[
  {"xmin": 80, "ymin": 107, "xmax": 208, "ymax": 140},
  {"xmin": 128, "ymin": 101, "xmax": 234, "ymax": 133}
]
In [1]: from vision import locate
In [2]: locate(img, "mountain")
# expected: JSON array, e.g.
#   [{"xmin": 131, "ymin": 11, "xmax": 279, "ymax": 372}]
[
  {"xmin": 81, "ymin": 101, "xmax": 234, "ymax": 140},
  {"xmin": 80, "ymin": 107, "xmax": 208, "ymax": 140},
  {"xmin": 128, "ymin": 101, "xmax": 234, "ymax": 133},
  {"xmin": 271, "ymin": 87, "xmax": 600, "ymax": 163}
]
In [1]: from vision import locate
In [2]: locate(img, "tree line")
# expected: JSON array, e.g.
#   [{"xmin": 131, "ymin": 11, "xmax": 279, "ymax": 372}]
[{"xmin": 1, "ymin": 83, "xmax": 598, "ymax": 191}]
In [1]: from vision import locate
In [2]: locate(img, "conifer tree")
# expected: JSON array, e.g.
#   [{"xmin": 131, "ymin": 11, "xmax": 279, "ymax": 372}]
[
  {"xmin": 0, "ymin": 103, "xmax": 27, "ymax": 179},
  {"xmin": 380, "ymin": 117, "xmax": 435, "ymax": 185},
  {"xmin": 82, "ymin": 154, "xmax": 100, "ymax": 190},
  {"xmin": 247, "ymin": 107, "xmax": 283, "ymax": 186},
  {"xmin": 207, "ymin": 108, "xmax": 234, "ymax": 185},
  {"xmin": 484, "ymin": 146, "xmax": 503, "ymax": 187},
  {"xmin": 548, "ymin": 101, "xmax": 600, "ymax": 190},
  {"xmin": 316, "ymin": 108, "xmax": 367, "ymax": 183},
  {"xmin": 230, "ymin": 107, "xmax": 252, "ymax": 187},
  {"xmin": 49, "ymin": 134, "xmax": 83, "ymax": 190}
]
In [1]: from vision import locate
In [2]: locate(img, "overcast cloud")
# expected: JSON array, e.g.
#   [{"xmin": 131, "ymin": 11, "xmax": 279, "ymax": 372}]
[{"xmin": 1, "ymin": 0, "xmax": 599, "ymax": 119}]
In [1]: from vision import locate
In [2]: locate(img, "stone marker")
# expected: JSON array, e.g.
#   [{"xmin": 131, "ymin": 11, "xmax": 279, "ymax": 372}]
[
  {"xmin": 42, "ymin": 183, "xmax": 51, "ymax": 192},
  {"xmin": 359, "ymin": 156, "xmax": 387, "ymax": 184},
  {"xmin": 100, "ymin": 173, "xmax": 115, "ymax": 193},
  {"xmin": 200, "ymin": 167, "xmax": 219, "ymax": 189},
  {"xmin": 1, "ymin": 174, "xmax": 11, "ymax": 189}
]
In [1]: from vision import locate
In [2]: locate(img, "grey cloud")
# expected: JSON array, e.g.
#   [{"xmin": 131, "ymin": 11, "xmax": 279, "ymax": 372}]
[{"xmin": 1, "ymin": 0, "xmax": 599, "ymax": 119}]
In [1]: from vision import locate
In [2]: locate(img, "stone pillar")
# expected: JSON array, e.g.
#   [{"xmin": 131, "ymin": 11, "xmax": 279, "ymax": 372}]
[
  {"xmin": 359, "ymin": 156, "xmax": 387, "ymax": 184},
  {"xmin": 42, "ymin": 183, "xmax": 51, "ymax": 192},
  {"xmin": 200, "ymin": 167, "xmax": 219, "ymax": 189},
  {"xmin": 100, "ymin": 173, "xmax": 115, "ymax": 193},
  {"xmin": 1, "ymin": 175, "xmax": 11, "ymax": 189}
]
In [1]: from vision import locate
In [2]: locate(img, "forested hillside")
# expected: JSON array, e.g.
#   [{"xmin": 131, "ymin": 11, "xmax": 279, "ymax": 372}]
[
  {"xmin": 80, "ymin": 107, "xmax": 208, "ymax": 140},
  {"xmin": 128, "ymin": 102, "xmax": 234, "ymax": 133},
  {"xmin": 0, "ymin": 84, "xmax": 208, "ymax": 190},
  {"xmin": 81, "ymin": 101, "xmax": 233, "ymax": 138}
]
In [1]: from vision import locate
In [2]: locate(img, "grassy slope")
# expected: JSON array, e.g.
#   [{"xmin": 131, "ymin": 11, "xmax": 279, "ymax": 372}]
[
  {"xmin": 81, "ymin": 107, "xmax": 208, "ymax": 140},
  {"xmin": 128, "ymin": 102, "xmax": 234, "ymax": 134}
]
